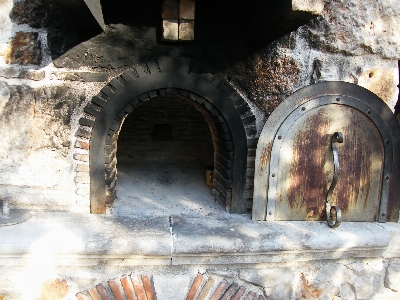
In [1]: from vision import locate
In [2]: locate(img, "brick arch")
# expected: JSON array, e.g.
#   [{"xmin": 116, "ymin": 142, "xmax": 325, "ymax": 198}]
[
  {"xmin": 76, "ymin": 273, "xmax": 266, "ymax": 300},
  {"xmin": 75, "ymin": 57, "xmax": 257, "ymax": 214}
]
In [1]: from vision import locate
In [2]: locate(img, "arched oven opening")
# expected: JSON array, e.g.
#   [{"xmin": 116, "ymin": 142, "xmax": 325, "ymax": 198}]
[
  {"xmin": 76, "ymin": 57, "xmax": 256, "ymax": 215},
  {"xmin": 112, "ymin": 94, "xmax": 230, "ymax": 216}
]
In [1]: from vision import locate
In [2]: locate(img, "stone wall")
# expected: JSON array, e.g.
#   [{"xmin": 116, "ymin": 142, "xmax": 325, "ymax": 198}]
[
  {"xmin": 0, "ymin": 0, "xmax": 399, "ymax": 210},
  {"xmin": 1, "ymin": 1, "xmax": 400, "ymax": 300}
]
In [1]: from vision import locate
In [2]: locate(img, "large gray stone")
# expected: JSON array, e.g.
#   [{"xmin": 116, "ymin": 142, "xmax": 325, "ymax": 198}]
[
  {"xmin": 385, "ymin": 262, "xmax": 400, "ymax": 292},
  {"xmin": 239, "ymin": 268, "xmax": 294, "ymax": 300},
  {"xmin": 354, "ymin": 274, "xmax": 376, "ymax": 299},
  {"xmin": 0, "ymin": 212, "xmax": 171, "ymax": 261},
  {"xmin": 340, "ymin": 283, "xmax": 356, "ymax": 299},
  {"xmin": 381, "ymin": 223, "xmax": 400, "ymax": 259},
  {"xmin": 171, "ymin": 215, "xmax": 390, "ymax": 265},
  {"xmin": 303, "ymin": 0, "xmax": 400, "ymax": 59},
  {"xmin": 0, "ymin": 81, "xmax": 10, "ymax": 116},
  {"xmin": 153, "ymin": 275, "xmax": 192, "ymax": 300}
]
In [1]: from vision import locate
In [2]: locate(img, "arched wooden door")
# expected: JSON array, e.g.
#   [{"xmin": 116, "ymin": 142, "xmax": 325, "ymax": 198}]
[{"xmin": 253, "ymin": 82, "xmax": 400, "ymax": 223}]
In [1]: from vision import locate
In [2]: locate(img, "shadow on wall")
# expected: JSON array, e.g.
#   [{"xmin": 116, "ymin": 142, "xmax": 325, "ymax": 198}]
[
  {"xmin": 7, "ymin": 0, "xmax": 320, "ymax": 67},
  {"xmin": 3, "ymin": 0, "xmax": 312, "ymax": 123},
  {"xmin": 8, "ymin": 0, "xmax": 102, "ymax": 62}
]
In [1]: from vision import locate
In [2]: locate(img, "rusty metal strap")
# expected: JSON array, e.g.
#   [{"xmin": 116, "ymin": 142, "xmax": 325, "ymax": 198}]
[{"xmin": 326, "ymin": 132, "xmax": 343, "ymax": 228}]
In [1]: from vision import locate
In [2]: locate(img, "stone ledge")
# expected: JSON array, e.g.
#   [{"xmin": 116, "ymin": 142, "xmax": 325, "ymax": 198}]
[
  {"xmin": 0, "ymin": 211, "xmax": 397, "ymax": 267},
  {"xmin": 172, "ymin": 248, "xmax": 388, "ymax": 266},
  {"xmin": 50, "ymin": 71, "xmax": 109, "ymax": 82},
  {"xmin": 171, "ymin": 215, "xmax": 392, "ymax": 265},
  {"xmin": 0, "ymin": 212, "xmax": 171, "ymax": 258},
  {"xmin": 0, "ymin": 255, "xmax": 171, "ymax": 267},
  {"xmin": 381, "ymin": 222, "xmax": 400, "ymax": 259},
  {"xmin": 0, "ymin": 67, "xmax": 45, "ymax": 81}
]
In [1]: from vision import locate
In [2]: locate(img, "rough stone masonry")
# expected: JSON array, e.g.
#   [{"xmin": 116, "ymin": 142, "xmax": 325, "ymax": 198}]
[{"xmin": 0, "ymin": 0, "xmax": 400, "ymax": 299}]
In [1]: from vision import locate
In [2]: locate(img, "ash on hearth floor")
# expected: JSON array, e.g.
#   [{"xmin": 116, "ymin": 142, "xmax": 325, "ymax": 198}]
[{"xmin": 112, "ymin": 161, "xmax": 228, "ymax": 217}]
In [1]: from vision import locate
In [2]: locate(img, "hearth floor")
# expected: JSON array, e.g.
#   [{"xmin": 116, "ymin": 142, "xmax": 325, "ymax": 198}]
[{"xmin": 112, "ymin": 161, "xmax": 229, "ymax": 217}]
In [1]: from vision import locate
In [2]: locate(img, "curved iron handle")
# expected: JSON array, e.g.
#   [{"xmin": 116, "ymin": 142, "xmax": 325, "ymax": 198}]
[{"xmin": 326, "ymin": 132, "xmax": 343, "ymax": 228}]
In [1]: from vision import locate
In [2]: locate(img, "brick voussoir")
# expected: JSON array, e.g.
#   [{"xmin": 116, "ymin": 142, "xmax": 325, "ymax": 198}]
[
  {"xmin": 108, "ymin": 279, "xmax": 125, "ymax": 300},
  {"xmin": 76, "ymin": 127, "xmax": 92, "ymax": 139},
  {"xmin": 246, "ymin": 177, "xmax": 254, "ymax": 188},
  {"xmin": 84, "ymin": 103, "xmax": 101, "ymax": 117},
  {"xmin": 101, "ymin": 85, "xmax": 116, "ymax": 99},
  {"xmin": 121, "ymin": 69, "xmax": 139, "ymax": 83},
  {"xmin": 108, "ymin": 77, "xmax": 125, "ymax": 90},
  {"xmin": 79, "ymin": 117, "xmax": 95, "ymax": 128},
  {"xmin": 88, "ymin": 288, "xmax": 101, "ymax": 300},
  {"xmin": 105, "ymin": 178, "xmax": 116, "ymax": 190},
  {"xmin": 122, "ymin": 103, "xmax": 135, "ymax": 113},
  {"xmin": 75, "ymin": 140, "xmax": 90, "ymax": 150},
  {"xmin": 246, "ymin": 167, "xmax": 255, "ymax": 177},
  {"xmin": 92, "ymin": 95, "xmax": 108, "ymax": 107},
  {"xmin": 147, "ymin": 59, "xmax": 161, "ymax": 74},
  {"xmin": 76, "ymin": 171, "xmax": 89, "ymax": 178},
  {"xmin": 104, "ymin": 156, "xmax": 117, "ymax": 169},
  {"xmin": 247, "ymin": 137, "xmax": 259, "ymax": 147},
  {"xmin": 120, "ymin": 276, "xmax": 136, "ymax": 300},
  {"xmin": 105, "ymin": 167, "xmax": 117, "ymax": 181},
  {"xmin": 76, "ymin": 188, "xmax": 90, "ymax": 196},
  {"xmin": 241, "ymin": 114, "xmax": 256, "ymax": 125},
  {"xmin": 245, "ymin": 125, "xmax": 257, "ymax": 136},
  {"xmin": 216, "ymin": 152, "xmax": 233, "ymax": 170},
  {"xmin": 186, "ymin": 273, "xmax": 203, "ymax": 300},
  {"xmin": 236, "ymin": 103, "xmax": 251, "ymax": 114},
  {"xmin": 214, "ymin": 170, "xmax": 232, "ymax": 188},
  {"xmin": 76, "ymin": 163, "xmax": 89, "ymax": 172},
  {"xmin": 74, "ymin": 153, "xmax": 89, "ymax": 162},
  {"xmin": 75, "ymin": 176, "xmax": 90, "ymax": 184}
]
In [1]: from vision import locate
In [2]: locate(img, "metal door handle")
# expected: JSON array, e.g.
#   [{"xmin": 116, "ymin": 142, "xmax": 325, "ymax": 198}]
[{"xmin": 326, "ymin": 132, "xmax": 343, "ymax": 228}]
